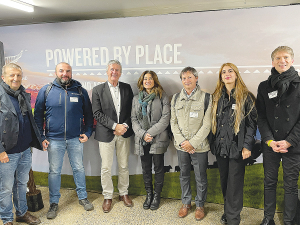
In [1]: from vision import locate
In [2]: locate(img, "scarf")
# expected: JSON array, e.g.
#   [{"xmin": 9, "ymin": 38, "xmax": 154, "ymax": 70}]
[
  {"xmin": 0, "ymin": 80, "xmax": 28, "ymax": 116},
  {"xmin": 269, "ymin": 66, "xmax": 299, "ymax": 97},
  {"xmin": 138, "ymin": 91, "xmax": 156, "ymax": 145}
]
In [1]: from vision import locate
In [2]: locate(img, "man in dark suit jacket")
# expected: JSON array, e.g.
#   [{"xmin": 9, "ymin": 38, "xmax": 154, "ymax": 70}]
[{"xmin": 92, "ymin": 59, "xmax": 134, "ymax": 213}]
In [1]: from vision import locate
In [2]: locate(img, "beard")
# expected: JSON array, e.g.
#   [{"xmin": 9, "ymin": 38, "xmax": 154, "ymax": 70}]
[{"xmin": 59, "ymin": 77, "xmax": 72, "ymax": 85}]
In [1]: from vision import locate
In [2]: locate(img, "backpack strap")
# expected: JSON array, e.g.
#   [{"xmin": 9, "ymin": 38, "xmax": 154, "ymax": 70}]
[
  {"xmin": 204, "ymin": 92, "xmax": 210, "ymax": 114},
  {"xmin": 172, "ymin": 92, "xmax": 180, "ymax": 108},
  {"xmin": 44, "ymin": 82, "xmax": 53, "ymax": 102}
]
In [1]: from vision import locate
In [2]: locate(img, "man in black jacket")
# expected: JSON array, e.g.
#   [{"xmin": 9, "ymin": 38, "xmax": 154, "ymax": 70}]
[
  {"xmin": 92, "ymin": 59, "xmax": 134, "ymax": 213},
  {"xmin": 257, "ymin": 46, "xmax": 300, "ymax": 225},
  {"xmin": 0, "ymin": 63, "xmax": 43, "ymax": 225}
]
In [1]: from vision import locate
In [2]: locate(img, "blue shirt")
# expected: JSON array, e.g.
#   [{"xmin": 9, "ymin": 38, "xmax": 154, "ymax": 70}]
[{"xmin": 7, "ymin": 95, "xmax": 32, "ymax": 154}]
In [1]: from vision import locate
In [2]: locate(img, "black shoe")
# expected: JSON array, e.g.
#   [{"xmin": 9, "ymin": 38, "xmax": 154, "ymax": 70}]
[
  {"xmin": 150, "ymin": 191, "xmax": 161, "ymax": 210},
  {"xmin": 260, "ymin": 217, "xmax": 275, "ymax": 225},
  {"xmin": 143, "ymin": 192, "xmax": 153, "ymax": 210},
  {"xmin": 47, "ymin": 203, "xmax": 58, "ymax": 219},
  {"xmin": 221, "ymin": 213, "xmax": 227, "ymax": 224}
]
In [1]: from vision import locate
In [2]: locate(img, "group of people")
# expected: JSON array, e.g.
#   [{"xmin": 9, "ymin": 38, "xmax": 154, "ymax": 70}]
[{"xmin": 0, "ymin": 45, "xmax": 299, "ymax": 225}]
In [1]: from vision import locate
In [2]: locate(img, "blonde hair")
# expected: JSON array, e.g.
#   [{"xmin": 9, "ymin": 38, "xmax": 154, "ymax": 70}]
[
  {"xmin": 211, "ymin": 63, "xmax": 255, "ymax": 135},
  {"xmin": 137, "ymin": 70, "xmax": 164, "ymax": 98},
  {"xmin": 271, "ymin": 46, "xmax": 294, "ymax": 61}
]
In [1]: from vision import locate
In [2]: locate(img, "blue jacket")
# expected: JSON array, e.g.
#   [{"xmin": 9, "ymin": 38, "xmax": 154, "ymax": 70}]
[
  {"xmin": 34, "ymin": 79, "xmax": 93, "ymax": 141},
  {"xmin": 0, "ymin": 84, "xmax": 42, "ymax": 153}
]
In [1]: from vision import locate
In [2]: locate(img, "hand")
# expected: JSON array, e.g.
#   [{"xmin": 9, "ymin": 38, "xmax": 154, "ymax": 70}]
[
  {"xmin": 269, "ymin": 140, "xmax": 288, "ymax": 153},
  {"xmin": 242, "ymin": 148, "xmax": 251, "ymax": 160},
  {"xmin": 42, "ymin": 140, "xmax": 50, "ymax": 151},
  {"xmin": 181, "ymin": 140, "xmax": 195, "ymax": 154},
  {"xmin": 144, "ymin": 133, "xmax": 153, "ymax": 143},
  {"xmin": 0, "ymin": 152, "xmax": 9, "ymax": 163},
  {"xmin": 275, "ymin": 140, "xmax": 291, "ymax": 153},
  {"xmin": 114, "ymin": 124, "xmax": 128, "ymax": 136},
  {"xmin": 79, "ymin": 134, "xmax": 88, "ymax": 143}
]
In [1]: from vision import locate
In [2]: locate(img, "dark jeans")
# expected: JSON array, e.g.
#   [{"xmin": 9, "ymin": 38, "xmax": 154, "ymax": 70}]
[
  {"xmin": 216, "ymin": 155, "xmax": 245, "ymax": 225},
  {"xmin": 263, "ymin": 147, "xmax": 300, "ymax": 225},
  {"xmin": 140, "ymin": 145, "xmax": 164, "ymax": 193},
  {"xmin": 177, "ymin": 150, "xmax": 208, "ymax": 207}
]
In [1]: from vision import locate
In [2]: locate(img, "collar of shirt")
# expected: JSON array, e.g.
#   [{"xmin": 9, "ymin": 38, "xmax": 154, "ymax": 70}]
[
  {"xmin": 107, "ymin": 81, "xmax": 119, "ymax": 89},
  {"xmin": 183, "ymin": 85, "xmax": 199, "ymax": 100}
]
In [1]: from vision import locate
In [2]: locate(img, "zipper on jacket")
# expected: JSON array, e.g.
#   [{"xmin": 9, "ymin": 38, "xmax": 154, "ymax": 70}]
[
  {"xmin": 64, "ymin": 90, "xmax": 67, "ymax": 140},
  {"xmin": 47, "ymin": 118, "xmax": 50, "ymax": 133},
  {"xmin": 80, "ymin": 118, "xmax": 82, "ymax": 132},
  {"xmin": 59, "ymin": 93, "xmax": 62, "ymax": 105}
]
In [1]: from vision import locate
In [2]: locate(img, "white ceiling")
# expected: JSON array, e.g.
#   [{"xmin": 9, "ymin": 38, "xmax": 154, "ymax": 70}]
[{"xmin": 0, "ymin": 0, "xmax": 300, "ymax": 27}]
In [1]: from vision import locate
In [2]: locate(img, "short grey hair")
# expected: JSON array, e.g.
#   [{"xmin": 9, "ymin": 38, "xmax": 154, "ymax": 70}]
[
  {"xmin": 106, "ymin": 59, "xmax": 122, "ymax": 73},
  {"xmin": 271, "ymin": 46, "xmax": 294, "ymax": 61},
  {"xmin": 2, "ymin": 63, "xmax": 22, "ymax": 76},
  {"xmin": 55, "ymin": 62, "xmax": 72, "ymax": 73},
  {"xmin": 180, "ymin": 66, "xmax": 198, "ymax": 79}
]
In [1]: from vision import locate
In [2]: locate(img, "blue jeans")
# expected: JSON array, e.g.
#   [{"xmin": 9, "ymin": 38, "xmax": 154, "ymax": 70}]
[
  {"xmin": 0, "ymin": 148, "xmax": 32, "ymax": 224},
  {"xmin": 48, "ymin": 137, "xmax": 87, "ymax": 204}
]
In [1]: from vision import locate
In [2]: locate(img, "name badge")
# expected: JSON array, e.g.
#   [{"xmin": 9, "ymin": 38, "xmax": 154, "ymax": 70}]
[
  {"xmin": 232, "ymin": 104, "xmax": 236, "ymax": 110},
  {"xmin": 268, "ymin": 90, "xmax": 278, "ymax": 99},
  {"xmin": 70, "ymin": 97, "xmax": 78, "ymax": 102},
  {"xmin": 190, "ymin": 112, "xmax": 198, "ymax": 118}
]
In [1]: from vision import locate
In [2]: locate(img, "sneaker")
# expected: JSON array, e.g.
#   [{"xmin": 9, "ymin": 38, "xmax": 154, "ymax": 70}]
[
  {"xmin": 47, "ymin": 203, "xmax": 58, "ymax": 219},
  {"xmin": 79, "ymin": 198, "xmax": 94, "ymax": 211}
]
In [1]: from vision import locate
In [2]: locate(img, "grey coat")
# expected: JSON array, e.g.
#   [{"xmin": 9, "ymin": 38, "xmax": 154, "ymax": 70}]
[{"xmin": 131, "ymin": 92, "xmax": 170, "ymax": 156}]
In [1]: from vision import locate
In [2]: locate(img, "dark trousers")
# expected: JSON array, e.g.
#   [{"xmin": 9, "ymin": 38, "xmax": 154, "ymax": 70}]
[
  {"xmin": 140, "ymin": 145, "xmax": 164, "ymax": 193},
  {"xmin": 177, "ymin": 150, "xmax": 208, "ymax": 207},
  {"xmin": 263, "ymin": 147, "xmax": 300, "ymax": 225},
  {"xmin": 216, "ymin": 155, "xmax": 245, "ymax": 225}
]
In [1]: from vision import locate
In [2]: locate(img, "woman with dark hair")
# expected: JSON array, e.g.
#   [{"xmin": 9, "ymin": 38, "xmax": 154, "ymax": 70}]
[
  {"xmin": 131, "ymin": 70, "xmax": 170, "ymax": 210},
  {"xmin": 210, "ymin": 63, "xmax": 257, "ymax": 225}
]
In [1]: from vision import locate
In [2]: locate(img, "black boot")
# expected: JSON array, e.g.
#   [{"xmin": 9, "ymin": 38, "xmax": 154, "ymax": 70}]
[
  {"xmin": 150, "ymin": 191, "xmax": 161, "ymax": 210},
  {"xmin": 143, "ymin": 191, "xmax": 153, "ymax": 210}
]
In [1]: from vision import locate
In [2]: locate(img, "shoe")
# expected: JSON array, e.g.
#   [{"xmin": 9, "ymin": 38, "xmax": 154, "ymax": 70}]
[
  {"xmin": 102, "ymin": 199, "xmax": 112, "ymax": 213},
  {"xmin": 47, "ymin": 203, "xmax": 58, "ymax": 219},
  {"xmin": 221, "ymin": 213, "xmax": 228, "ymax": 224},
  {"xmin": 143, "ymin": 192, "xmax": 153, "ymax": 210},
  {"xmin": 178, "ymin": 204, "xmax": 191, "ymax": 218},
  {"xmin": 4, "ymin": 222, "xmax": 13, "ymax": 225},
  {"xmin": 195, "ymin": 206, "xmax": 205, "ymax": 221},
  {"xmin": 260, "ymin": 217, "xmax": 275, "ymax": 225},
  {"xmin": 119, "ymin": 195, "xmax": 133, "ymax": 207},
  {"xmin": 79, "ymin": 198, "xmax": 94, "ymax": 211},
  {"xmin": 150, "ymin": 191, "xmax": 161, "ymax": 210},
  {"xmin": 16, "ymin": 211, "xmax": 41, "ymax": 224}
]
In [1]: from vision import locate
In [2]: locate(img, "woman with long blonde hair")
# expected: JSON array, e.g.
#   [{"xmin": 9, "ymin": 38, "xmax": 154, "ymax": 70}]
[{"xmin": 210, "ymin": 63, "xmax": 257, "ymax": 225}]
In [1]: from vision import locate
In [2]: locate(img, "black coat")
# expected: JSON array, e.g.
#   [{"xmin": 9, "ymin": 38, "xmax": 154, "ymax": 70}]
[
  {"xmin": 92, "ymin": 81, "xmax": 134, "ymax": 142},
  {"xmin": 0, "ymin": 85, "xmax": 42, "ymax": 153},
  {"xmin": 257, "ymin": 78, "xmax": 300, "ymax": 153},
  {"xmin": 211, "ymin": 93, "xmax": 257, "ymax": 159}
]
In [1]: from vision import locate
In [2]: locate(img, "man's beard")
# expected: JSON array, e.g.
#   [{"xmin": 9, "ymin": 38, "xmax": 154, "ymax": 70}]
[{"xmin": 59, "ymin": 77, "xmax": 71, "ymax": 85}]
